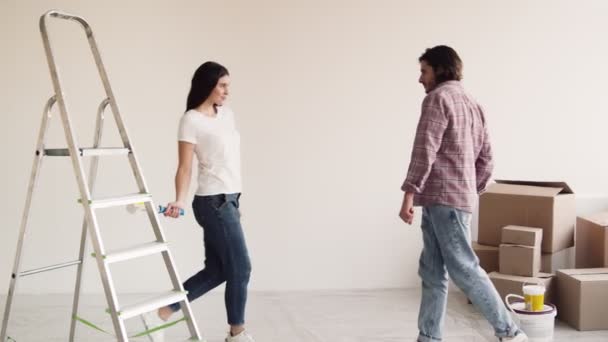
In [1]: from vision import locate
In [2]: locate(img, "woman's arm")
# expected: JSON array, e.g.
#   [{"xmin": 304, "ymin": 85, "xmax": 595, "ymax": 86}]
[{"xmin": 165, "ymin": 141, "xmax": 195, "ymax": 218}]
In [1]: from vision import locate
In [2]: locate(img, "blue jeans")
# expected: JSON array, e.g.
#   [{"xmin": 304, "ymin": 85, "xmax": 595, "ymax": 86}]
[
  {"xmin": 169, "ymin": 193, "xmax": 252, "ymax": 325},
  {"xmin": 417, "ymin": 205, "xmax": 520, "ymax": 341}
]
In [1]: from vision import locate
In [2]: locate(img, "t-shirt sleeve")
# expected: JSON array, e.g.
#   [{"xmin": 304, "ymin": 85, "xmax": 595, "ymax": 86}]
[{"xmin": 177, "ymin": 114, "xmax": 197, "ymax": 144}]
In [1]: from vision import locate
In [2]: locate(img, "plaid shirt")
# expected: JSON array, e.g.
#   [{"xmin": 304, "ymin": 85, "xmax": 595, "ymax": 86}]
[{"xmin": 401, "ymin": 80, "xmax": 493, "ymax": 213}]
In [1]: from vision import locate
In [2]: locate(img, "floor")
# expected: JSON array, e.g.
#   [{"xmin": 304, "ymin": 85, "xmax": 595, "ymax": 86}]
[{"xmin": 2, "ymin": 289, "xmax": 608, "ymax": 341}]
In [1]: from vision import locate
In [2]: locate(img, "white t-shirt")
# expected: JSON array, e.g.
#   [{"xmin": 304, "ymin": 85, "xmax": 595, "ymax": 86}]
[{"xmin": 178, "ymin": 107, "xmax": 242, "ymax": 196}]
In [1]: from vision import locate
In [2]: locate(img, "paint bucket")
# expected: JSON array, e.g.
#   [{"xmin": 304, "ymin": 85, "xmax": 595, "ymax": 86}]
[
  {"xmin": 522, "ymin": 283, "xmax": 545, "ymax": 312},
  {"xmin": 505, "ymin": 294, "xmax": 556, "ymax": 342}
]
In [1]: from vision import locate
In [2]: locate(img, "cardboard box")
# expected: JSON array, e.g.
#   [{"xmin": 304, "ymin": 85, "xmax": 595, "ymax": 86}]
[
  {"xmin": 576, "ymin": 213, "xmax": 608, "ymax": 268},
  {"xmin": 488, "ymin": 272, "xmax": 554, "ymax": 306},
  {"xmin": 541, "ymin": 247, "xmax": 574, "ymax": 273},
  {"xmin": 473, "ymin": 242, "xmax": 499, "ymax": 273},
  {"xmin": 499, "ymin": 244, "xmax": 540, "ymax": 277},
  {"xmin": 556, "ymin": 268, "xmax": 608, "ymax": 331},
  {"xmin": 501, "ymin": 226, "xmax": 542, "ymax": 247},
  {"xmin": 478, "ymin": 180, "xmax": 575, "ymax": 253}
]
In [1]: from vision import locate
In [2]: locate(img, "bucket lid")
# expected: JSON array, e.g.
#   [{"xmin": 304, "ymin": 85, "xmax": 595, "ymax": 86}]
[
  {"xmin": 522, "ymin": 284, "xmax": 545, "ymax": 295},
  {"xmin": 509, "ymin": 301, "xmax": 556, "ymax": 315}
]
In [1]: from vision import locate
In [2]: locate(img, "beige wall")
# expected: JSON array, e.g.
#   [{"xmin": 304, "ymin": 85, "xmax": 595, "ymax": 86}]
[{"xmin": 1, "ymin": 0, "xmax": 607, "ymax": 294}]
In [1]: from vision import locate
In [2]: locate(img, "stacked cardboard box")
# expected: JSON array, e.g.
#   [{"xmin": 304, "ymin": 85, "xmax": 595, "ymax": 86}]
[
  {"xmin": 489, "ymin": 226, "xmax": 551, "ymax": 302},
  {"xmin": 478, "ymin": 180, "xmax": 575, "ymax": 254},
  {"xmin": 554, "ymin": 211, "xmax": 608, "ymax": 331},
  {"xmin": 556, "ymin": 268, "xmax": 608, "ymax": 331},
  {"xmin": 541, "ymin": 247, "xmax": 575, "ymax": 273},
  {"xmin": 476, "ymin": 181, "xmax": 608, "ymax": 331},
  {"xmin": 477, "ymin": 180, "xmax": 576, "ymax": 305},
  {"xmin": 575, "ymin": 212, "xmax": 608, "ymax": 268},
  {"xmin": 472, "ymin": 242, "xmax": 499, "ymax": 273},
  {"xmin": 499, "ymin": 226, "xmax": 542, "ymax": 277}
]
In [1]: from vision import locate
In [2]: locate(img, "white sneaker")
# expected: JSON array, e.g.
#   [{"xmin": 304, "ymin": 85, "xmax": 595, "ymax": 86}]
[
  {"xmin": 140, "ymin": 311, "xmax": 165, "ymax": 342},
  {"xmin": 500, "ymin": 332, "xmax": 528, "ymax": 342},
  {"xmin": 225, "ymin": 330, "xmax": 255, "ymax": 342}
]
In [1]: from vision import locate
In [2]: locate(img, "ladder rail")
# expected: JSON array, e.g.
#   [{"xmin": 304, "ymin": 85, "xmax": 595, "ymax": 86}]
[
  {"xmin": 41, "ymin": 10, "xmax": 92, "ymax": 34},
  {"xmin": 40, "ymin": 10, "xmax": 150, "ymax": 196},
  {"xmin": 1, "ymin": 97, "xmax": 56, "ymax": 341},
  {"xmin": 40, "ymin": 11, "xmax": 129, "ymax": 340},
  {"xmin": 68, "ymin": 97, "xmax": 109, "ymax": 341}
]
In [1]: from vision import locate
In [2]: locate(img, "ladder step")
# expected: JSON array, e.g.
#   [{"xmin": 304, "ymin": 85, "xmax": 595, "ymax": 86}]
[
  {"xmin": 81, "ymin": 147, "xmax": 130, "ymax": 156},
  {"xmin": 118, "ymin": 290, "xmax": 188, "ymax": 319},
  {"xmin": 83, "ymin": 193, "xmax": 152, "ymax": 209},
  {"xmin": 43, "ymin": 147, "xmax": 130, "ymax": 156},
  {"xmin": 19, "ymin": 260, "xmax": 82, "ymax": 277},
  {"xmin": 99, "ymin": 242, "xmax": 168, "ymax": 264}
]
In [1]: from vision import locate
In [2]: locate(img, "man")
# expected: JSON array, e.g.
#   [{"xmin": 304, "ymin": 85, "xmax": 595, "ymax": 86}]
[{"xmin": 399, "ymin": 45, "xmax": 527, "ymax": 342}]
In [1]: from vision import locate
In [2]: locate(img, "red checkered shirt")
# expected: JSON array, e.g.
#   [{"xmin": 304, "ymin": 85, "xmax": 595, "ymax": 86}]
[{"xmin": 401, "ymin": 80, "xmax": 493, "ymax": 213}]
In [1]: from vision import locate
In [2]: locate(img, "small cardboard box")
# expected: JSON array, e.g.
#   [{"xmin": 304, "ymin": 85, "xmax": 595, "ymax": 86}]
[
  {"xmin": 499, "ymin": 244, "xmax": 540, "ymax": 277},
  {"xmin": 576, "ymin": 213, "xmax": 608, "ymax": 268},
  {"xmin": 473, "ymin": 242, "xmax": 499, "ymax": 273},
  {"xmin": 478, "ymin": 180, "xmax": 575, "ymax": 253},
  {"xmin": 488, "ymin": 272, "xmax": 554, "ymax": 306},
  {"xmin": 501, "ymin": 226, "xmax": 542, "ymax": 247},
  {"xmin": 541, "ymin": 247, "xmax": 574, "ymax": 273},
  {"xmin": 556, "ymin": 268, "xmax": 608, "ymax": 331}
]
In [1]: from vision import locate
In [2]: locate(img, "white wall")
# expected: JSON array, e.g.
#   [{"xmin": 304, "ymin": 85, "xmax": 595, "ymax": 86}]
[{"xmin": 1, "ymin": 0, "xmax": 607, "ymax": 294}]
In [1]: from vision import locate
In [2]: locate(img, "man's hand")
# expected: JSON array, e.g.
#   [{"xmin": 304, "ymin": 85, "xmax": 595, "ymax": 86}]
[{"xmin": 399, "ymin": 192, "xmax": 415, "ymax": 225}]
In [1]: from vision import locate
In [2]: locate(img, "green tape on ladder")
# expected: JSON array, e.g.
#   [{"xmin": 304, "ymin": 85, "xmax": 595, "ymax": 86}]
[
  {"xmin": 90, "ymin": 252, "xmax": 106, "ymax": 259},
  {"xmin": 73, "ymin": 315, "xmax": 112, "ymax": 335},
  {"xmin": 73, "ymin": 315, "xmax": 187, "ymax": 339},
  {"xmin": 130, "ymin": 317, "xmax": 187, "ymax": 338}
]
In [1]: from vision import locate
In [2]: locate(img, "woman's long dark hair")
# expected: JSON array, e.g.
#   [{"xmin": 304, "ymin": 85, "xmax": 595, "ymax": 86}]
[{"xmin": 186, "ymin": 61, "xmax": 229, "ymax": 112}]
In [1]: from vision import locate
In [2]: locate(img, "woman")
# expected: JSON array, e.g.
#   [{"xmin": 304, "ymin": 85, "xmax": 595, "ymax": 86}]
[{"xmin": 155, "ymin": 61, "xmax": 254, "ymax": 342}]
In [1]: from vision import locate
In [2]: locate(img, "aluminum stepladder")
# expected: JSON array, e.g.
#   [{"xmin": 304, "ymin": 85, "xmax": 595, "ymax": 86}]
[{"xmin": 1, "ymin": 10, "xmax": 203, "ymax": 342}]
